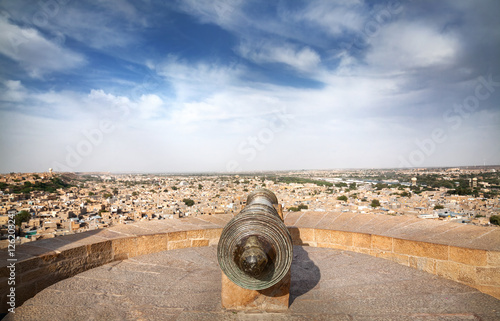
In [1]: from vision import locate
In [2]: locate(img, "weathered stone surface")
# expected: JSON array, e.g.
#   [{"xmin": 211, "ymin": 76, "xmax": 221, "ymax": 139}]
[
  {"xmin": 487, "ymin": 251, "xmax": 500, "ymax": 266},
  {"xmin": 315, "ymin": 229, "xmax": 352, "ymax": 246},
  {"xmin": 191, "ymin": 239, "xmax": 210, "ymax": 247},
  {"xmin": 2, "ymin": 213, "xmax": 500, "ymax": 316},
  {"xmin": 393, "ymin": 239, "xmax": 448, "ymax": 260},
  {"xmin": 7, "ymin": 246, "xmax": 500, "ymax": 321},
  {"xmin": 371, "ymin": 235, "xmax": 393, "ymax": 251},
  {"xmin": 449, "ymin": 246, "xmax": 488, "ymax": 266},
  {"xmin": 289, "ymin": 228, "xmax": 315, "ymax": 245},
  {"xmin": 168, "ymin": 239, "xmax": 192, "ymax": 250},
  {"xmin": 352, "ymin": 232, "xmax": 371, "ymax": 249},
  {"xmin": 476, "ymin": 267, "xmax": 500, "ymax": 286},
  {"xmin": 221, "ymin": 271, "xmax": 290, "ymax": 312},
  {"xmin": 409, "ymin": 256, "xmax": 437, "ymax": 274}
]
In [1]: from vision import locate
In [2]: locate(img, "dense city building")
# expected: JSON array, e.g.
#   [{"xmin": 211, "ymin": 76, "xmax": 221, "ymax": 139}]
[{"xmin": 1, "ymin": 166, "xmax": 499, "ymax": 248}]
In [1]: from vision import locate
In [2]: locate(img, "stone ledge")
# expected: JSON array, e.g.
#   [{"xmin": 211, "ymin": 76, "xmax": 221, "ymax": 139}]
[
  {"xmin": 1, "ymin": 212, "xmax": 499, "ymax": 314},
  {"xmin": 287, "ymin": 226, "xmax": 500, "ymax": 300}
]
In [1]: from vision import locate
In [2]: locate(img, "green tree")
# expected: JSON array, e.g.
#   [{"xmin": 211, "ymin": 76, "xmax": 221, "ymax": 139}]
[
  {"xmin": 371, "ymin": 199, "xmax": 381, "ymax": 208},
  {"xmin": 132, "ymin": 191, "xmax": 138, "ymax": 196},
  {"xmin": 337, "ymin": 195, "xmax": 348, "ymax": 201},
  {"xmin": 183, "ymin": 198, "xmax": 195, "ymax": 207},
  {"xmin": 490, "ymin": 215, "xmax": 500, "ymax": 226},
  {"xmin": 298, "ymin": 204, "xmax": 308, "ymax": 210},
  {"xmin": 171, "ymin": 186, "xmax": 178, "ymax": 191},
  {"xmin": 15, "ymin": 210, "xmax": 31, "ymax": 227},
  {"xmin": 198, "ymin": 184, "xmax": 203, "ymax": 190},
  {"xmin": 433, "ymin": 205, "xmax": 444, "ymax": 210},
  {"xmin": 288, "ymin": 206, "xmax": 299, "ymax": 212}
]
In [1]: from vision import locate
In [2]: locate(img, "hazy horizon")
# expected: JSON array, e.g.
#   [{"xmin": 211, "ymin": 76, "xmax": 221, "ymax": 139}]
[
  {"xmin": 3, "ymin": 164, "xmax": 500, "ymax": 176},
  {"xmin": 1, "ymin": 0, "xmax": 499, "ymax": 173}
]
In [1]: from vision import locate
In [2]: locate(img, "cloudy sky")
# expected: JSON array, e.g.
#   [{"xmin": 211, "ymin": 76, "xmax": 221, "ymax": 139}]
[{"xmin": 0, "ymin": 0, "xmax": 499, "ymax": 173}]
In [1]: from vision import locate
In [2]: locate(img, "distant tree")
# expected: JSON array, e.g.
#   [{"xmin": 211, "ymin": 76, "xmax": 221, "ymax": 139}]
[
  {"xmin": 337, "ymin": 195, "xmax": 348, "ymax": 201},
  {"xmin": 103, "ymin": 193, "xmax": 112, "ymax": 199},
  {"xmin": 349, "ymin": 182, "xmax": 357, "ymax": 190},
  {"xmin": 132, "ymin": 191, "xmax": 138, "ymax": 196},
  {"xmin": 370, "ymin": 199, "xmax": 381, "ymax": 208},
  {"xmin": 183, "ymin": 198, "xmax": 195, "ymax": 207},
  {"xmin": 288, "ymin": 206, "xmax": 299, "ymax": 212},
  {"xmin": 171, "ymin": 186, "xmax": 178, "ymax": 191},
  {"xmin": 490, "ymin": 215, "xmax": 500, "ymax": 226},
  {"xmin": 88, "ymin": 192, "xmax": 95, "ymax": 196},
  {"xmin": 434, "ymin": 205, "xmax": 444, "ymax": 210},
  {"xmin": 298, "ymin": 204, "xmax": 308, "ymax": 210},
  {"xmin": 198, "ymin": 184, "xmax": 203, "ymax": 190},
  {"xmin": 15, "ymin": 210, "xmax": 31, "ymax": 227},
  {"xmin": 400, "ymin": 191, "xmax": 410, "ymax": 197}
]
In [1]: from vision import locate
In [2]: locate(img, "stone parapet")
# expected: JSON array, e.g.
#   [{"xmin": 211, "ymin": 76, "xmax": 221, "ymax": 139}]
[
  {"xmin": 286, "ymin": 211, "xmax": 500, "ymax": 300},
  {"xmin": 1, "ymin": 211, "xmax": 499, "ymax": 314}
]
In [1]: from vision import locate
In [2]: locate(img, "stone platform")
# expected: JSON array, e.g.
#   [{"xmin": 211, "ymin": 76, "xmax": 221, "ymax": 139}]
[
  {"xmin": 6, "ymin": 245, "xmax": 500, "ymax": 321},
  {"xmin": 2, "ymin": 212, "xmax": 500, "ymax": 318}
]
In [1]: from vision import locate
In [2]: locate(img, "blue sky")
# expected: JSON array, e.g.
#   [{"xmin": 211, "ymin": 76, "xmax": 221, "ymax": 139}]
[{"xmin": 0, "ymin": 0, "xmax": 499, "ymax": 173}]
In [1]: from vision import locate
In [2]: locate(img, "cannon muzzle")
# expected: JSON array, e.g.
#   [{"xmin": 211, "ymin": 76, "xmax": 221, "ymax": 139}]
[{"xmin": 217, "ymin": 189, "xmax": 293, "ymax": 290}]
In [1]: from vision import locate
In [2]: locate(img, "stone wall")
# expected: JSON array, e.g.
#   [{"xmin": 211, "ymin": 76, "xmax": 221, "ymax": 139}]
[
  {"xmin": 289, "ymin": 227, "xmax": 500, "ymax": 299},
  {"xmin": 0, "ymin": 228, "xmax": 223, "ymax": 314},
  {"xmin": 1, "ymin": 212, "xmax": 499, "ymax": 314}
]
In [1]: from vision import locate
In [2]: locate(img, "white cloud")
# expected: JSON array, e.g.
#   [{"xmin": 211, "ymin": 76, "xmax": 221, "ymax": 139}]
[
  {"xmin": 137, "ymin": 94, "xmax": 164, "ymax": 119},
  {"xmin": 0, "ymin": 17, "xmax": 86, "ymax": 78},
  {"xmin": 366, "ymin": 22, "xmax": 460, "ymax": 70},
  {"xmin": 156, "ymin": 56, "xmax": 245, "ymax": 102},
  {"xmin": 293, "ymin": 0, "xmax": 365, "ymax": 36},
  {"xmin": 49, "ymin": 7, "xmax": 138, "ymax": 49},
  {"xmin": 1, "ymin": 80, "xmax": 27, "ymax": 102},
  {"xmin": 237, "ymin": 41, "xmax": 321, "ymax": 72},
  {"xmin": 175, "ymin": 0, "xmax": 245, "ymax": 29}
]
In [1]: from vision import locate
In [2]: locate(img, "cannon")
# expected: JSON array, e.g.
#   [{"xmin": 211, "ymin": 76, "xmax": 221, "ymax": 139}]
[{"xmin": 217, "ymin": 189, "xmax": 293, "ymax": 290}]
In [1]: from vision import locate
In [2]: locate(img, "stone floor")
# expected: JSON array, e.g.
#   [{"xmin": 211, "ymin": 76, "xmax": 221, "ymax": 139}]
[{"xmin": 6, "ymin": 246, "xmax": 500, "ymax": 321}]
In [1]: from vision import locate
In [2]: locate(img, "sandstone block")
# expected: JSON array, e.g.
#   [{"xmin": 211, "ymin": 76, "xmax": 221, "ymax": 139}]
[
  {"xmin": 393, "ymin": 239, "xmax": 448, "ymax": 260},
  {"xmin": 449, "ymin": 246, "xmax": 487, "ymax": 266},
  {"xmin": 371, "ymin": 235, "xmax": 393, "ymax": 251},
  {"xmin": 221, "ymin": 271, "xmax": 290, "ymax": 312},
  {"xmin": 352, "ymin": 233, "xmax": 371, "ymax": 249}
]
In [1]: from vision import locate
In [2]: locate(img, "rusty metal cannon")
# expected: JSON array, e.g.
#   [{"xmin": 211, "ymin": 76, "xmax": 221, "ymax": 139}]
[{"xmin": 217, "ymin": 189, "xmax": 293, "ymax": 290}]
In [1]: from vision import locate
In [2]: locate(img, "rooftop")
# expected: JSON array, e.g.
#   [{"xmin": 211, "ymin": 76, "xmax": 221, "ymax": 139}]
[
  {"xmin": 6, "ymin": 245, "xmax": 500, "ymax": 320},
  {"xmin": 2, "ymin": 211, "xmax": 500, "ymax": 319}
]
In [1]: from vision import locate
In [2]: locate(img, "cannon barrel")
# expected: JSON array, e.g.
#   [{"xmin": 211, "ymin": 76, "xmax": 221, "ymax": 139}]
[{"xmin": 217, "ymin": 189, "xmax": 293, "ymax": 290}]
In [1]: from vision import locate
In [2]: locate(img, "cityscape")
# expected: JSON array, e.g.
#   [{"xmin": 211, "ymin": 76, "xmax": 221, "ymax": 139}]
[
  {"xmin": 2, "ymin": 166, "xmax": 499, "ymax": 248},
  {"xmin": 1, "ymin": 0, "xmax": 500, "ymax": 319}
]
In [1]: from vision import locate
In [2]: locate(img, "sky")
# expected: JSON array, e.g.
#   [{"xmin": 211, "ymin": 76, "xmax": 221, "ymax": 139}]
[{"xmin": 0, "ymin": 0, "xmax": 499, "ymax": 173}]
